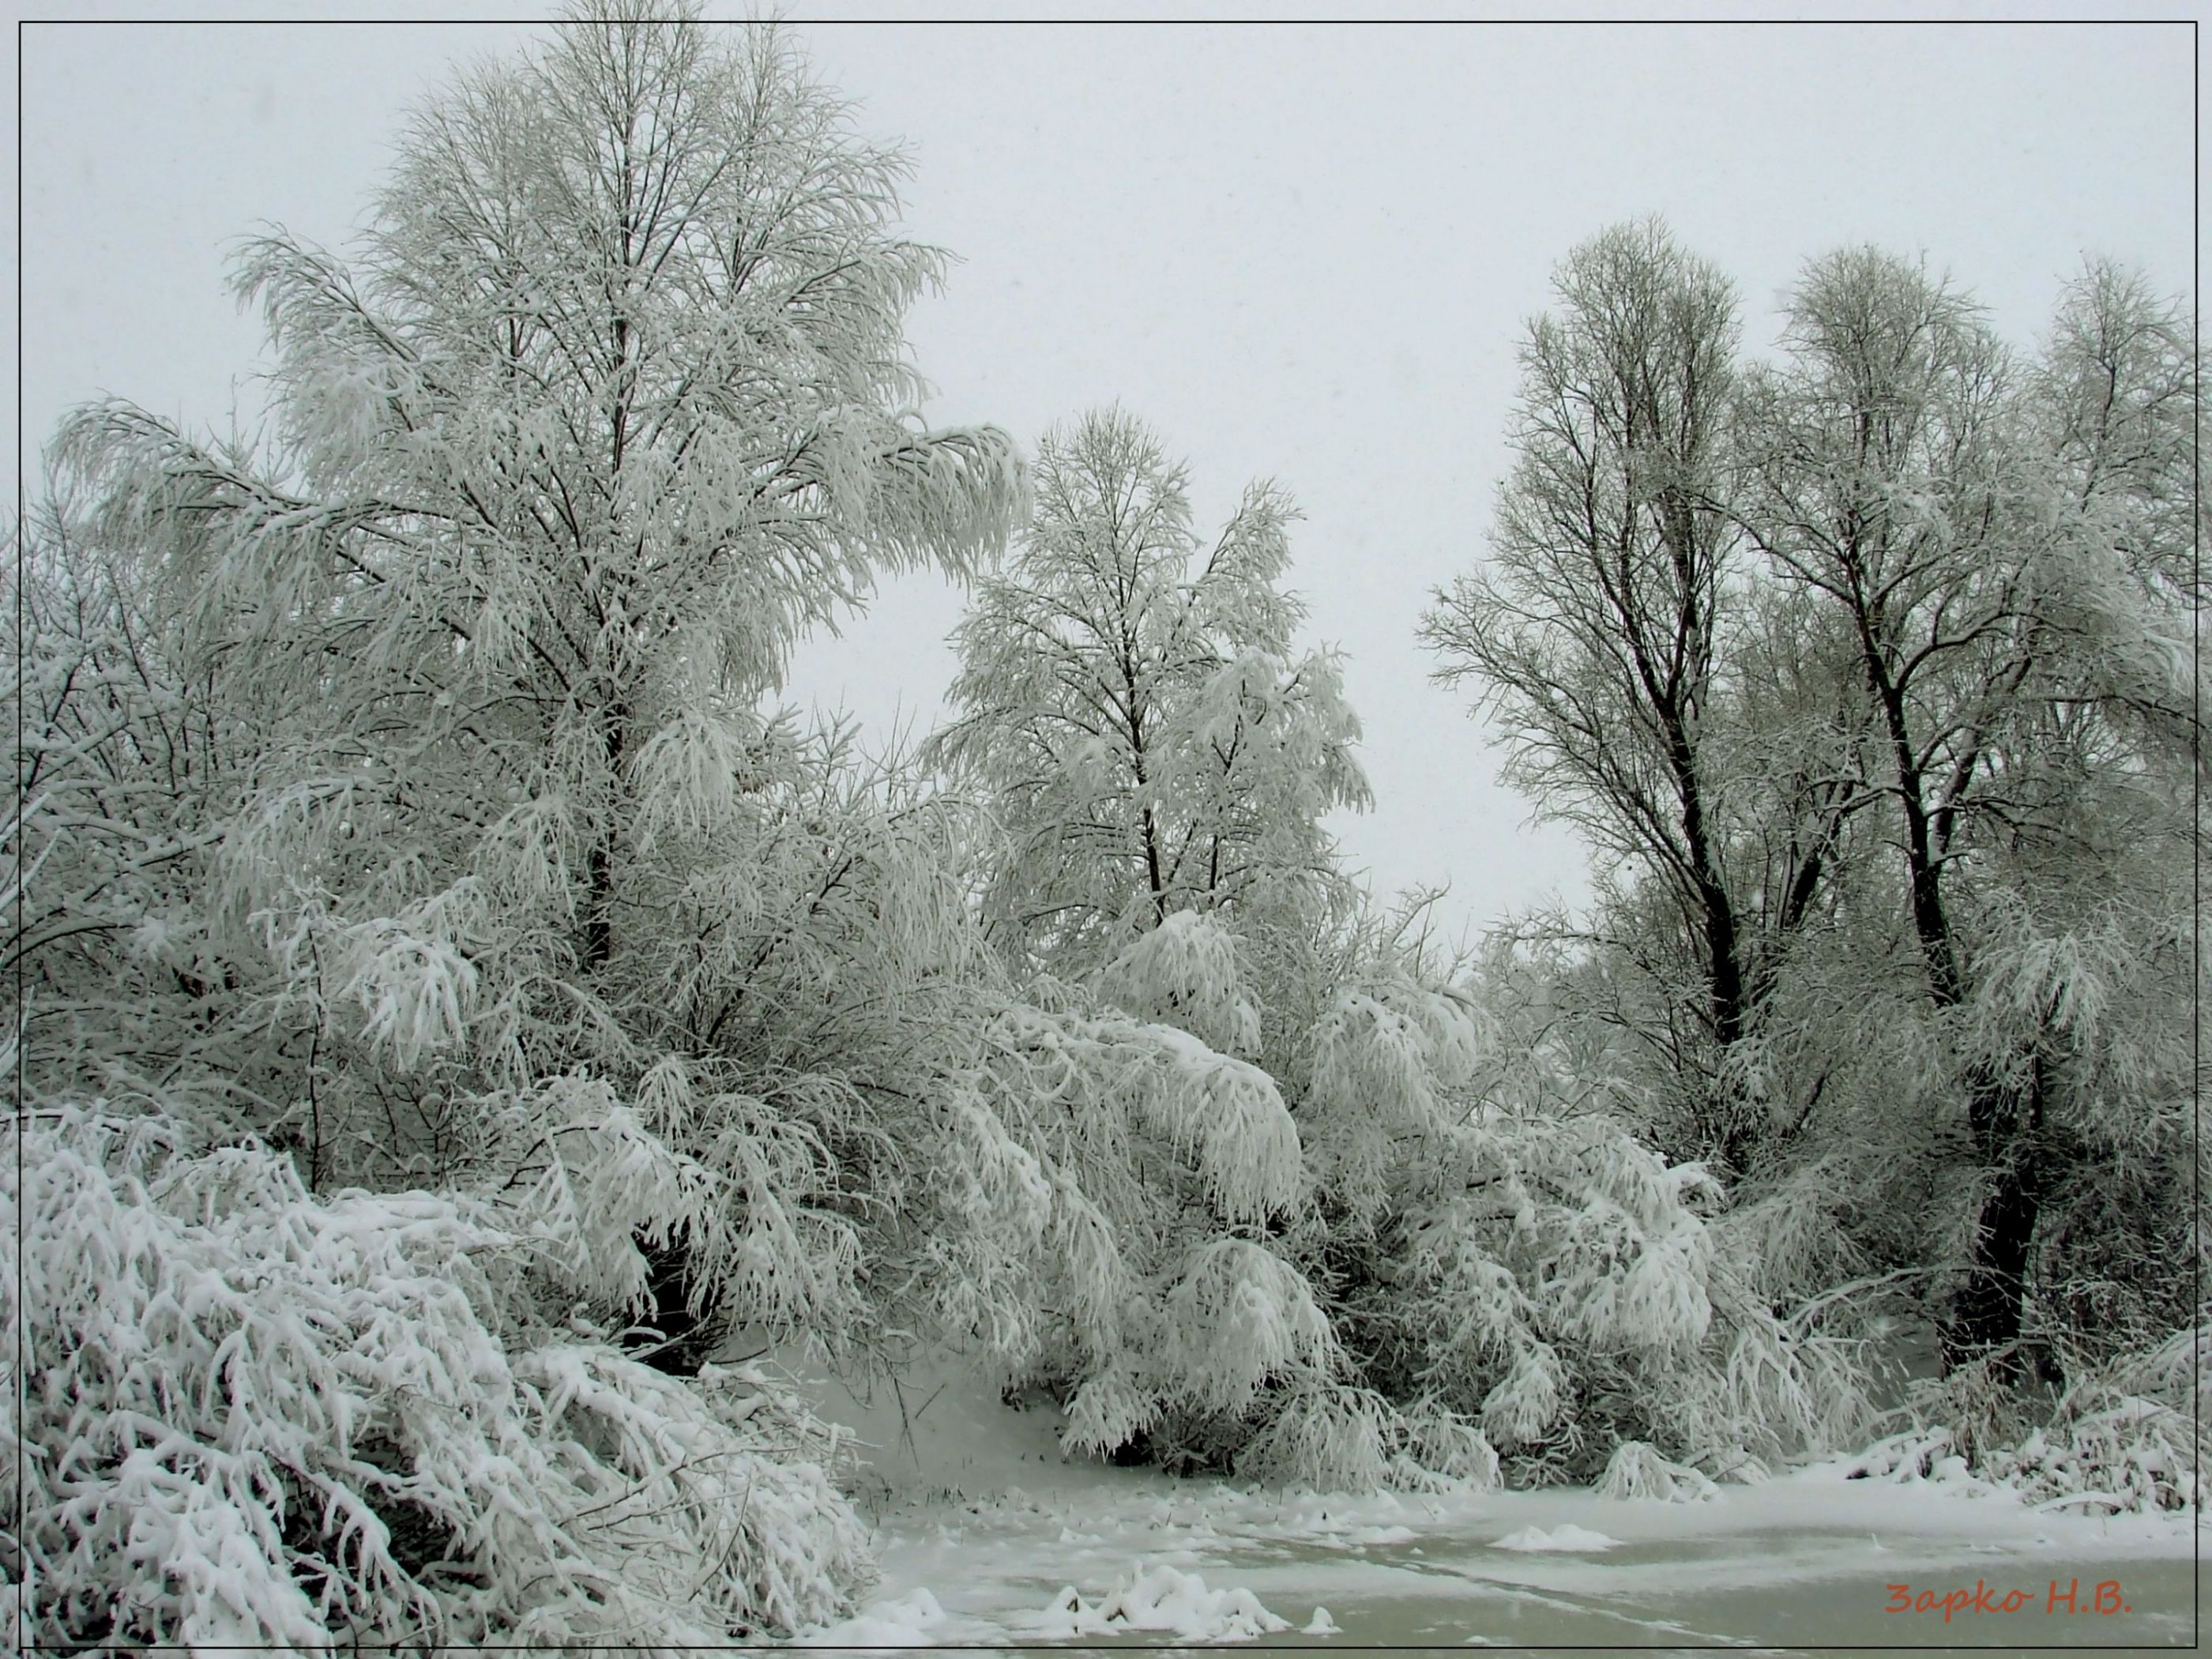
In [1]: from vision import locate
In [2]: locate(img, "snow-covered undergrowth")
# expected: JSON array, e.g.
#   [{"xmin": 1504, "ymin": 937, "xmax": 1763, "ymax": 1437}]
[
  {"xmin": 1992, "ymin": 1325, "xmax": 2209, "ymax": 1514},
  {"xmin": 1595, "ymin": 1440, "xmax": 1720, "ymax": 1502},
  {"xmin": 1830, "ymin": 1324, "xmax": 2209, "ymax": 1517},
  {"xmin": 1343, "ymin": 1089, "xmax": 1879, "ymax": 1490},
  {"xmin": 1018, "ymin": 1563, "xmax": 1291, "ymax": 1642},
  {"xmin": 3, "ymin": 1108, "xmax": 871, "ymax": 1650}
]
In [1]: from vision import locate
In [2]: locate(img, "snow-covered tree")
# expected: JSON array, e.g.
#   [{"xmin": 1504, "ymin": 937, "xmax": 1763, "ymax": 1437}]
[
  {"xmin": 921, "ymin": 409, "xmax": 1398, "ymax": 1473},
  {"xmin": 1421, "ymin": 222, "xmax": 1771, "ymax": 1179},
  {"xmin": 51, "ymin": 4, "xmax": 1020, "ymax": 1317},
  {"xmin": 2007, "ymin": 264, "xmax": 2203, "ymax": 1379},
  {"xmin": 1732, "ymin": 247, "xmax": 2199, "ymax": 1371},
  {"xmin": 931, "ymin": 407, "xmax": 1367, "ymax": 975},
  {"xmin": 1423, "ymin": 223, "xmax": 2197, "ymax": 1500},
  {"xmin": 14, "ymin": 7, "xmax": 1042, "ymax": 1640}
]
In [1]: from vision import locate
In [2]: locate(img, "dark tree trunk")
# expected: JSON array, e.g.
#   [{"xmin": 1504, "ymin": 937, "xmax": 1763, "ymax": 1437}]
[
  {"xmin": 1864, "ymin": 660, "xmax": 2052, "ymax": 1373},
  {"xmin": 585, "ymin": 699, "xmax": 627, "ymax": 970},
  {"xmin": 626, "ymin": 1229, "xmax": 721, "ymax": 1376},
  {"xmin": 1664, "ymin": 732, "xmax": 1755, "ymax": 1179},
  {"xmin": 1942, "ymin": 1050, "xmax": 2050, "ymax": 1374},
  {"xmin": 585, "ymin": 840, "xmax": 615, "ymax": 969}
]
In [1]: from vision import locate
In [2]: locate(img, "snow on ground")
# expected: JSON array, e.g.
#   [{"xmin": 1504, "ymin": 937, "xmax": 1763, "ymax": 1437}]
[
  {"xmin": 1491, "ymin": 1522, "xmax": 1621, "ymax": 1552},
  {"xmin": 787, "ymin": 1349, "xmax": 2203, "ymax": 1651},
  {"xmin": 1013, "ymin": 1563, "xmax": 1290, "ymax": 1642}
]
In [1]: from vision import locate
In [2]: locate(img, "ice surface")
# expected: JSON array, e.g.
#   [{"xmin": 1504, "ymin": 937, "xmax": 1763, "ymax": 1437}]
[{"xmin": 786, "ymin": 1349, "xmax": 2202, "ymax": 1650}]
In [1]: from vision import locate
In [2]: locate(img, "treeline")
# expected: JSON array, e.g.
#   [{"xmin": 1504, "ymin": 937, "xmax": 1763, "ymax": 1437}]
[
  {"xmin": 4, "ymin": 6, "xmax": 2200, "ymax": 1650},
  {"xmin": 1424, "ymin": 223, "xmax": 2199, "ymax": 1381}
]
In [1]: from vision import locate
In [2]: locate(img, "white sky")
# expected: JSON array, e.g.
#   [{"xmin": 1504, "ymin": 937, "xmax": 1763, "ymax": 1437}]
[{"xmin": 10, "ymin": 6, "xmax": 2198, "ymax": 944}]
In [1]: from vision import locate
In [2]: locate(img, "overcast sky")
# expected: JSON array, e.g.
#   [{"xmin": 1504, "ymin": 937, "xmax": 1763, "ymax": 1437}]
[{"xmin": 13, "ymin": 6, "xmax": 2196, "ymax": 943}]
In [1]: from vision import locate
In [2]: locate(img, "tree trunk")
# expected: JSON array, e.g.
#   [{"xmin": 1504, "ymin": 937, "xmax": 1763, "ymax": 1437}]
[
  {"xmin": 626, "ymin": 1230, "xmax": 720, "ymax": 1375},
  {"xmin": 1868, "ymin": 664, "xmax": 2051, "ymax": 1373},
  {"xmin": 585, "ymin": 698, "xmax": 627, "ymax": 970},
  {"xmin": 585, "ymin": 840, "xmax": 615, "ymax": 969},
  {"xmin": 1661, "ymin": 723, "xmax": 1753, "ymax": 1176},
  {"xmin": 1942, "ymin": 1048, "xmax": 2049, "ymax": 1374}
]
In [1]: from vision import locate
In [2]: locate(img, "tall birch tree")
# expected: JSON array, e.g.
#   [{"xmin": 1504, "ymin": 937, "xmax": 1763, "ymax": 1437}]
[{"xmin": 51, "ymin": 3, "xmax": 1023, "ymax": 1352}]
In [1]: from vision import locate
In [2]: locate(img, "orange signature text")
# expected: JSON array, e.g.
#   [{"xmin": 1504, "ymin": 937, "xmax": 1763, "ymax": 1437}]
[{"xmin": 1885, "ymin": 1578, "xmax": 2130, "ymax": 1622}]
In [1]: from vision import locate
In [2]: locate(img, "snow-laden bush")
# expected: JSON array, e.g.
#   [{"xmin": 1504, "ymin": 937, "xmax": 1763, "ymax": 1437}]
[
  {"xmin": 1161, "ymin": 1239, "xmax": 1341, "ymax": 1416},
  {"xmin": 3, "ymin": 1108, "xmax": 872, "ymax": 1650},
  {"xmin": 1969, "ymin": 1322, "xmax": 2203, "ymax": 1514},
  {"xmin": 985, "ymin": 998, "xmax": 1304, "ymax": 1236},
  {"xmin": 1832, "ymin": 1319, "xmax": 2204, "ymax": 1517},
  {"xmin": 1834, "ymin": 1425, "xmax": 1977, "ymax": 1488},
  {"xmin": 1597, "ymin": 1440, "xmax": 1719, "ymax": 1502},
  {"xmin": 972, "ymin": 991, "xmax": 1352, "ymax": 1473},
  {"xmin": 1359, "ymin": 1097, "xmax": 1875, "ymax": 1485},
  {"xmin": 1987, "ymin": 1398, "xmax": 2200, "ymax": 1515},
  {"xmin": 1298, "ymin": 961, "xmax": 1485, "ymax": 1229},
  {"xmin": 1231, "ymin": 1384, "xmax": 1401, "ymax": 1492},
  {"xmin": 1236, "ymin": 1383, "xmax": 1501, "ymax": 1494},
  {"xmin": 1309, "ymin": 972, "xmax": 1480, "ymax": 1133},
  {"xmin": 1047, "ymin": 1236, "xmax": 1347, "ymax": 1467}
]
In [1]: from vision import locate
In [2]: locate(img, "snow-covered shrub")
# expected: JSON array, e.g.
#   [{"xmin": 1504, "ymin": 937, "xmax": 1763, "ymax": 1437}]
[
  {"xmin": 1394, "ymin": 1396, "xmax": 1505, "ymax": 1489},
  {"xmin": 1236, "ymin": 1383, "xmax": 1499, "ymax": 1494},
  {"xmin": 1834, "ymin": 1425, "xmax": 1976, "ymax": 1488},
  {"xmin": 1834, "ymin": 1319, "xmax": 2204, "ymax": 1516},
  {"xmin": 3, "ymin": 1108, "xmax": 871, "ymax": 1650},
  {"xmin": 983, "ymin": 999, "xmax": 1304, "ymax": 1236},
  {"xmin": 1294, "ymin": 945, "xmax": 1486, "ymax": 1232},
  {"xmin": 1973, "ymin": 1322, "xmax": 2205, "ymax": 1514},
  {"xmin": 961, "ymin": 992, "xmax": 1354, "ymax": 1476},
  {"xmin": 1232, "ymin": 1384, "xmax": 1400, "ymax": 1492},
  {"xmin": 1161, "ymin": 1239, "xmax": 1341, "ymax": 1415},
  {"xmin": 514, "ymin": 1346, "xmax": 873, "ymax": 1635},
  {"xmin": 1597, "ymin": 1440, "xmax": 1719, "ymax": 1502},
  {"xmin": 1985, "ymin": 1400, "xmax": 2200, "ymax": 1515},
  {"xmin": 1345, "ymin": 1032, "xmax": 1876, "ymax": 1486},
  {"xmin": 1060, "ymin": 1368, "xmax": 1161, "ymax": 1461},
  {"xmin": 1310, "ymin": 988, "xmax": 1447, "ymax": 1133}
]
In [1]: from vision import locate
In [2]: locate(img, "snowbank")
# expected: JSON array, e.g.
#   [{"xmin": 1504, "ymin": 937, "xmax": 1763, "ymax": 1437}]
[
  {"xmin": 1015, "ymin": 1564, "xmax": 1291, "ymax": 1642},
  {"xmin": 1491, "ymin": 1522, "xmax": 1623, "ymax": 1552}
]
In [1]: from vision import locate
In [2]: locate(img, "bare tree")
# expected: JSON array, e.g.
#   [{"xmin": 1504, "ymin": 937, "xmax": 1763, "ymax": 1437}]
[{"xmin": 1422, "ymin": 220, "xmax": 1761, "ymax": 1174}]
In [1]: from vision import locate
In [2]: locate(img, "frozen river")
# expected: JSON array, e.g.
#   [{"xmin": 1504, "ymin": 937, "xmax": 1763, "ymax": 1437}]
[
  {"xmin": 791, "ymin": 1356, "xmax": 2200, "ymax": 1653},
  {"xmin": 810, "ymin": 1469, "xmax": 2199, "ymax": 1651}
]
